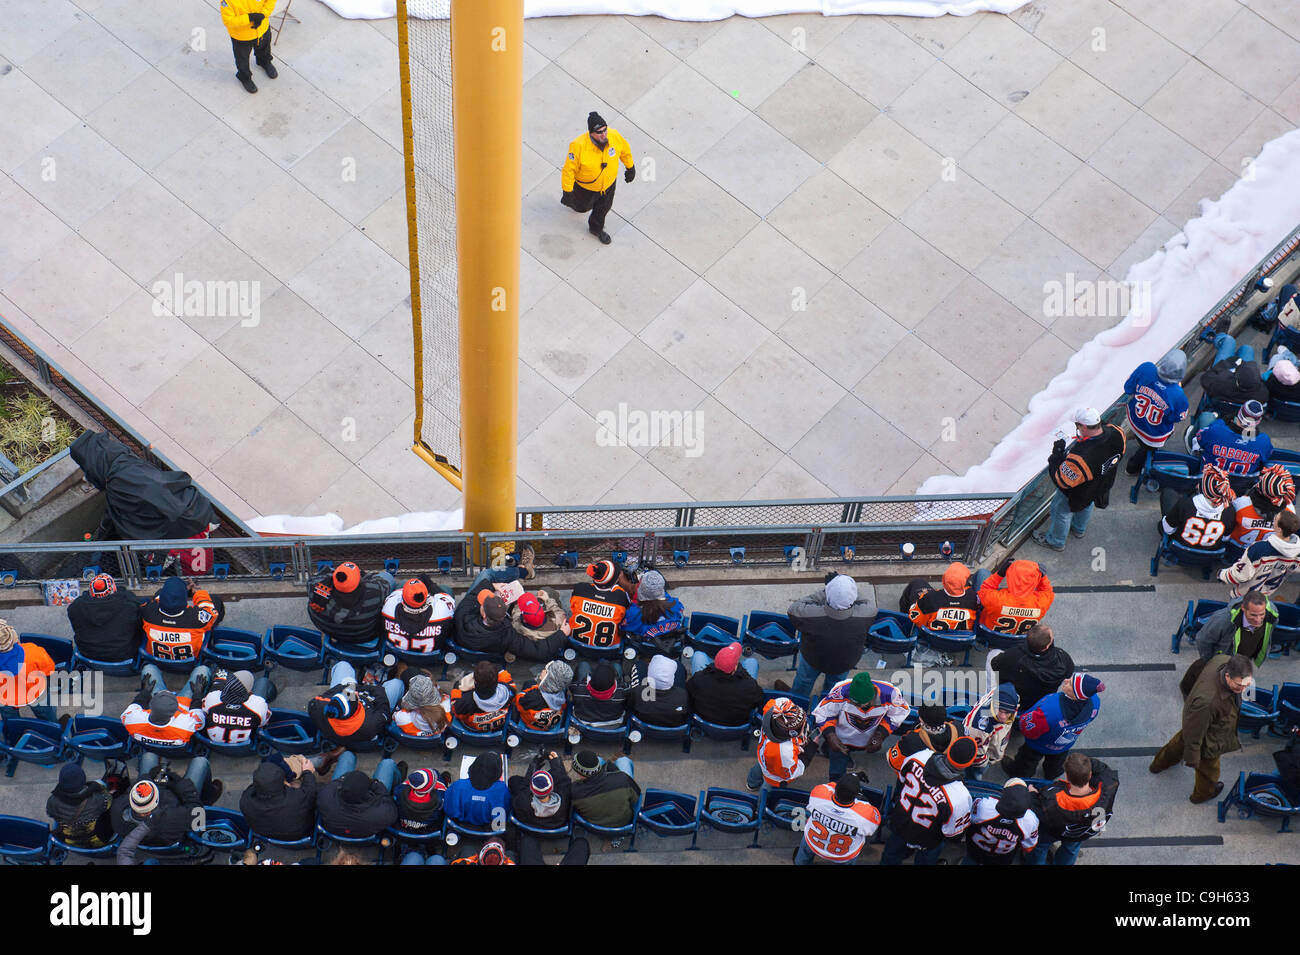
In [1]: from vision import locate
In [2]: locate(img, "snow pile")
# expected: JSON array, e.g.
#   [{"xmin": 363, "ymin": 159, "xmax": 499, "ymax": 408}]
[
  {"xmin": 319, "ymin": 0, "xmax": 1030, "ymax": 21},
  {"xmin": 919, "ymin": 127, "xmax": 1300, "ymax": 496},
  {"xmin": 249, "ymin": 510, "xmax": 465, "ymax": 536}
]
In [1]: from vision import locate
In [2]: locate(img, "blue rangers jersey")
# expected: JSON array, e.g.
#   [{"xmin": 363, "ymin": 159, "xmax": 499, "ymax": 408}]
[
  {"xmin": 1125, "ymin": 362, "xmax": 1189, "ymax": 447},
  {"xmin": 1196, "ymin": 419, "xmax": 1272, "ymax": 476}
]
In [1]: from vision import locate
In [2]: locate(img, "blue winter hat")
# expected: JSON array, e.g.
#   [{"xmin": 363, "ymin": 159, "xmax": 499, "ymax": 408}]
[
  {"xmin": 1069, "ymin": 673, "xmax": 1105, "ymax": 698},
  {"xmin": 997, "ymin": 683, "xmax": 1020, "ymax": 711},
  {"xmin": 324, "ymin": 690, "xmax": 357, "ymax": 721},
  {"xmin": 158, "ymin": 577, "xmax": 188, "ymax": 614}
]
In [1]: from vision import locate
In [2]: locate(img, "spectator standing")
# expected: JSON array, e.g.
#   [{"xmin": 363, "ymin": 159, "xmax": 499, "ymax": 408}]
[
  {"xmin": 1150, "ymin": 654, "xmax": 1253, "ymax": 803},
  {"xmin": 785, "ymin": 574, "xmax": 878, "ymax": 701},
  {"xmin": 963, "ymin": 779, "xmax": 1039, "ymax": 865},
  {"xmin": 881, "ymin": 737, "xmax": 976, "ymax": 865},
  {"xmin": 748, "ymin": 697, "xmax": 814, "ymax": 792},
  {"xmin": 1123, "ymin": 350, "xmax": 1189, "ymax": 475},
  {"xmin": 988, "ymin": 624, "xmax": 1074, "ymax": 712},
  {"xmin": 977, "ymin": 559, "xmax": 1054, "ymax": 635},
  {"xmin": 1029, "ymin": 752, "xmax": 1119, "ymax": 864},
  {"xmin": 1219, "ymin": 509, "xmax": 1300, "ymax": 599},
  {"xmin": 794, "ymin": 773, "xmax": 880, "ymax": 865},
  {"xmin": 1194, "ymin": 592, "xmax": 1274, "ymax": 669},
  {"xmin": 812, "ymin": 673, "xmax": 910, "ymax": 782},
  {"xmin": 1032, "ymin": 407, "xmax": 1125, "ymax": 552},
  {"xmin": 1005, "ymin": 674, "xmax": 1105, "ymax": 780}
]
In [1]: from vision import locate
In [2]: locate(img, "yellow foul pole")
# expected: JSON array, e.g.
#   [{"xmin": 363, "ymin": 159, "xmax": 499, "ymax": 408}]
[{"xmin": 452, "ymin": 0, "xmax": 522, "ymax": 560}]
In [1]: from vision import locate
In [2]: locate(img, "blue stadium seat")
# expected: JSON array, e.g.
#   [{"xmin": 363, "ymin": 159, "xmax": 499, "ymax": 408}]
[
  {"xmin": 1218, "ymin": 771, "xmax": 1300, "ymax": 831},
  {"xmin": 0, "ymin": 815, "xmax": 51, "ymax": 864},
  {"xmin": 761, "ymin": 786, "xmax": 810, "ymax": 832},
  {"xmin": 637, "ymin": 789, "xmax": 699, "ymax": 845},
  {"xmin": 1, "ymin": 718, "xmax": 69, "ymax": 776},
  {"xmin": 974, "ymin": 622, "xmax": 1027, "ymax": 652},
  {"xmin": 263, "ymin": 626, "xmax": 324, "ymax": 671},
  {"xmin": 622, "ymin": 627, "xmax": 684, "ymax": 660},
  {"xmin": 19, "ymin": 633, "xmax": 73, "ymax": 671},
  {"xmin": 626, "ymin": 715, "xmax": 691, "ymax": 754},
  {"xmin": 506, "ymin": 710, "xmax": 569, "ymax": 748},
  {"xmin": 62, "ymin": 716, "xmax": 135, "ymax": 764},
  {"xmin": 758, "ymin": 687, "xmax": 810, "ymax": 716},
  {"xmin": 693, "ymin": 787, "xmax": 761, "ymax": 849},
  {"xmin": 445, "ymin": 719, "xmax": 509, "ymax": 750},
  {"xmin": 442, "ymin": 638, "xmax": 506, "ymax": 672},
  {"xmin": 1239, "ymin": 685, "xmax": 1281, "ymax": 738},
  {"xmin": 570, "ymin": 793, "xmax": 641, "ymax": 851},
  {"xmin": 386, "ymin": 822, "xmax": 445, "ymax": 862},
  {"xmin": 1264, "ymin": 318, "xmax": 1300, "ymax": 363},
  {"xmin": 200, "ymin": 627, "xmax": 265, "ymax": 670},
  {"xmin": 565, "ymin": 714, "xmax": 629, "ymax": 753},
  {"xmin": 1277, "ymin": 683, "xmax": 1300, "ymax": 732},
  {"xmin": 249, "ymin": 829, "xmax": 315, "ymax": 853},
  {"xmin": 314, "ymin": 821, "xmax": 388, "ymax": 864},
  {"xmin": 1150, "ymin": 533, "xmax": 1225, "ymax": 580},
  {"xmin": 1272, "ymin": 603, "xmax": 1300, "ymax": 656},
  {"xmin": 1267, "ymin": 398, "xmax": 1300, "ymax": 423},
  {"xmin": 383, "ymin": 639, "xmax": 444, "ymax": 669},
  {"xmin": 255, "ymin": 709, "xmax": 321, "ymax": 757},
  {"xmin": 1145, "ymin": 451, "xmax": 1203, "ymax": 497},
  {"xmin": 866, "ymin": 609, "xmax": 916, "ymax": 663},
  {"xmin": 190, "ymin": 807, "xmax": 251, "ymax": 851},
  {"xmin": 192, "ymin": 728, "xmax": 261, "ymax": 759},
  {"xmin": 685, "ymin": 613, "xmax": 741, "ymax": 654},
  {"xmin": 321, "ymin": 635, "xmax": 383, "ymax": 684},
  {"xmin": 72, "ymin": 649, "xmax": 139, "ymax": 677},
  {"xmin": 916, "ymin": 625, "xmax": 977, "ymax": 667},
  {"xmin": 444, "ymin": 815, "xmax": 500, "ymax": 845},
  {"xmin": 49, "ymin": 832, "xmax": 120, "ymax": 864},
  {"xmin": 1171, "ymin": 599, "xmax": 1228, "ymax": 654},
  {"xmin": 562, "ymin": 635, "xmax": 623, "ymax": 662},
  {"xmin": 386, "ymin": 722, "xmax": 453, "ymax": 758},
  {"xmin": 510, "ymin": 814, "xmax": 572, "ymax": 842},
  {"xmin": 689, "ymin": 711, "xmax": 757, "ymax": 750},
  {"xmin": 742, "ymin": 611, "xmax": 799, "ymax": 663}
]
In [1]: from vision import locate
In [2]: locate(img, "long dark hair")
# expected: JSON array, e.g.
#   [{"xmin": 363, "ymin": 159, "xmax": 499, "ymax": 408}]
[{"xmin": 639, "ymin": 598, "xmax": 672, "ymax": 624}]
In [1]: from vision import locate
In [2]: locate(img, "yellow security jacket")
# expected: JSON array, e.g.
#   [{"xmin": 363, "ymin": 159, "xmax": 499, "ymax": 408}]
[
  {"xmin": 562, "ymin": 128, "xmax": 633, "ymax": 195},
  {"xmin": 221, "ymin": 0, "xmax": 277, "ymax": 41}
]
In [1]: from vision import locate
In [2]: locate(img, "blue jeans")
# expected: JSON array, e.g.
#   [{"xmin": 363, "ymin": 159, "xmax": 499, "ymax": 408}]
[
  {"xmin": 141, "ymin": 663, "xmax": 212, "ymax": 703},
  {"xmin": 138, "ymin": 752, "xmax": 212, "ymax": 799},
  {"xmin": 1267, "ymin": 346, "xmax": 1298, "ymax": 379},
  {"xmin": 1025, "ymin": 838, "xmax": 1082, "ymax": 865},
  {"xmin": 631, "ymin": 659, "xmax": 687, "ymax": 689},
  {"xmin": 1043, "ymin": 491, "xmax": 1092, "ymax": 549},
  {"xmin": 790, "ymin": 656, "xmax": 848, "ymax": 703},
  {"xmin": 329, "ymin": 661, "xmax": 404, "ymax": 711},
  {"xmin": 613, "ymin": 756, "xmax": 634, "ymax": 778},
  {"xmin": 0, "ymin": 701, "xmax": 56, "ymax": 722},
  {"xmin": 470, "ymin": 567, "xmax": 523, "ymax": 590},
  {"xmin": 331, "ymin": 751, "xmax": 399, "ymax": 793},
  {"xmin": 879, "ymin": 829, "xmax": 943, "ymax": 865},
  {"xmin": 1213, "ymin": 333, "xmax": 1254, "ymax": 365},
  {"xmin": 687, "ymin": 651, "xmax": 759, "ymax": 680},
  {"xmin": 793, "ymin": 839, "xmax": 856, "ymax": 865}
]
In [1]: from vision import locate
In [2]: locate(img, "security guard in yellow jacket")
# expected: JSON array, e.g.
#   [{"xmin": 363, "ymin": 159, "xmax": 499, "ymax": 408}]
[
  {"xmin": 221, "ymin": 0, "xmax": 278, "ymax": 94},
  {"xmin": 561, "ymin": 112, "xmax": 634, "ymax": 245}
]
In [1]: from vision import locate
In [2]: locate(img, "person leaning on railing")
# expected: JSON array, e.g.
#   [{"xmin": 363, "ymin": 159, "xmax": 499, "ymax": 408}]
[{"xmin": 1031, "ymin": 407, "xmax": 1125, "ymax": 553}]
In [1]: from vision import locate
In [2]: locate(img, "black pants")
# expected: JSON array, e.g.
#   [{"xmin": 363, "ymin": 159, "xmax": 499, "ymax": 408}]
[
  {"xmin": 518, "ymin": 834, "xmax": 589, "ymax": 866},
  {"xmin": 1005, "ymin": 745, "xmax": 1067, "ymax": 781},
  {"xmin": 566, "ymin": 182, "xmax": 616, "ymax": 234},
  {"xmin": 231, "ymin": 31, "xmax": 273, "ymax": 80}
]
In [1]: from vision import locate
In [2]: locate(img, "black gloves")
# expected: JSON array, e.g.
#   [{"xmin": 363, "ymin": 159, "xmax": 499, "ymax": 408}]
[
  {"xmin": 1052, "ymin": 438, "xmax": 1066, "ymax": 456},
  {"xmin": 824, "ymin": 571, "xmax": 838, "ymax": 585},
  {"xmin": 995, "ymin": 556, "xmax": 1014, "ymax": 577},
  {"xmin": 249, "ymin": 12, "xmax": 265, "ymax": 26},
  {"xmin": 560, "ymin": 190, "xmax": 572, "ymax": 208},
  {"xmin": 624, "ymin": 165, "xmax": 635, "ymax": 183}
]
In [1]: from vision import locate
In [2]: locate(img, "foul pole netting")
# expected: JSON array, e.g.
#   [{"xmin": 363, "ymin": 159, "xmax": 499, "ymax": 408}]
[{"xmin": 399, "ymin": 0, "xmax": 462, "ymax": 486}]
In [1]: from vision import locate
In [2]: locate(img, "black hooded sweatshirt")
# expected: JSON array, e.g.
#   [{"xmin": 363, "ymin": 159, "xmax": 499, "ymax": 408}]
[
  {"xmin": 67, "ymin": 589, "xmax": 143, "ymax": 662},
  {"xmin": 452, "ymin": 578, "xmax": 513, "ymax": 653},
  {"xmin": 46, "ymin": 780, "xmax": 114, "ymax": 847},
  {"xmin": 307, "ymin": 571, "xmax": 390, "ymax": 643},
  {"xmin": 991, "ymin": 643, "xmax": 1075, "ymax": 710},
  {"xmin": 317, "ymin": 773, "xmax": 398, "ymax": 839},
  {"xmin": 239, "ymin": 761, "xmax": 318, "ymax": 841}
]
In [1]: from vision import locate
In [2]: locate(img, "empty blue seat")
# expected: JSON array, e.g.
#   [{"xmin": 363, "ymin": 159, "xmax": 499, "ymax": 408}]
[
  {"xmin": 1277, "ymin": 683, "xmax": 1300, "ymax": 731},
  {"xmin": 637, "ymin": 789, "xmax": 699, "ymax": 843},
  {"xmin": 693, "ymin": 787, "xmax": 761, "ymax": 848},
  {"xmin": 19, "ymin": 633, "xmax": 73, "ymax": 671},
  {"xmin": 686, "ymin": 613, "xmax": 741, "ymax": 654},
  {"xmin": 1145, "ymin": 451, "xmax": 1203, "ymax": 497},
  {"xmin": 1171, "ymin": 599, "xmax": 1228, "ymax": 654},
  {"xmin": 1239, "ymin": 685, "xmax": 1281, "ymax": 738},
  {"xmin": 263, "ymin": 626, "xmax": 324, "ymax": 671},
  {"xmin": 1218, "ymin": 771, "xmax": 1300, "ymax": 831},
  {"xmin": 916, "ymin": 626, "xmax": 977, "ymax": 666},
  {"xmin": 190, "ymin": 807, "xmax": 251, "ymax": 850},
  {"xmin": 201, "ymin": 628, "xmax": 264, "ymax": 670},
  {"xmin": 742, "ymin": 611, "xmax": 799, "ymax": 661},
  {"xmin": 0, "ymin": 815, "xmax": 51, "ymax": 863},
  {"xmin": 62, "ymin": 716, "xmax": 134, "ymax": 764},
  {"xmin": 761, "ymin": 787, "xmax": 810, "ymax": 831},
  {"xmin": 1272, "ymin": 603, "xmax": 1300, "ymax": 656},
  {"xmin": 1, "ymin": 718, "xmax": 68, "ymax": 775},
  {"xmin": 256, "ymin": 709, "xmax": 321, "ymax": 756},
  {"xmin": 1150, "ymin": 534, "xmax": 1225, "ymax": 580},
  {"xmin": 866, "ymin": 609, "xmax": 916, "ymax": 662},
  {"xmin": 627, "ymin": 715, "xmax": 691, "ymax": 754}
]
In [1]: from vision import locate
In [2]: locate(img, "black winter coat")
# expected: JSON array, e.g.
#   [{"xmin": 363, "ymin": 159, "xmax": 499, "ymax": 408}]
[
  {"xmin": 308, "ymin": 682, "xmax": 392, "ymax": 748},
  {"xmin": 507, "ymin": 754, "xmax": 571, "ymax": 829},
  {"xmin": 686, "ymin": 666, "xmax": 765, "ymax": 726},
  {"xmin": 317, "ymin": 778, "xmax": 398, "ymax": 839},
  {"xmin": 307, "ymin": 571, "xmax": 390, "ymax": 643},
  {"xmin": 630, "ymin": 684, "xmax": 689, "ymax": 727},
  {"xmin": 991, "ymin": 644, "xmax": 1075, "ymax": 711},
  {"xmin": 1201, "ymin": 357, "xmax": 1269, "ymax": 407},
  {"xmin": 452, "ymin": 578, "xmax": 513, "ymax": 653},
  {"xmin": 46, "ymin": 781, "xmax": 114, "ymax": 847},
  {"xmin": 112, "ymin": 775, "xmax": 199, "ymax": 846},
  {"xmin": 1035, "ymin": 759, "xmax": 1119, "ymax": 842},
  {"xmin": 239, "ymin": 761, "xmax": 318, "ymax": 841},
  {"xmin": 1047, "ymin": 424, "xmax": 1126, "ymax": 511},
  {"xmin": 67, "ymin": 590, "xmax": 143, "ymax": 662},
  {"xmin": 571, "ymin": 682, "xmax": 630, "ymax": 725}
]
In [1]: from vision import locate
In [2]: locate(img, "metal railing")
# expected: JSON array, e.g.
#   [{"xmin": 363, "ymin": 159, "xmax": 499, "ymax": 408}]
[
  {"xmin": 0, "ymin": 446, "xmax": 71, "ymax": 510},
  {"xmin": 0, "ymin": 532, "xmax": 473, "ymax": 593}
]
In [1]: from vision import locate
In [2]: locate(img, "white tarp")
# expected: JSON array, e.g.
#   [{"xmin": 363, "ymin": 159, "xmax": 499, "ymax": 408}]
[{"xmin": 318, "ymin": 0, "xmax": 1030, "ymax": 20}]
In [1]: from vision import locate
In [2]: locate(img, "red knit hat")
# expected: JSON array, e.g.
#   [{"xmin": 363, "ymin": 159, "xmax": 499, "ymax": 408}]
[{"xmin": 516, "ymin": 592, "xmax": 545, "ymax": 628}]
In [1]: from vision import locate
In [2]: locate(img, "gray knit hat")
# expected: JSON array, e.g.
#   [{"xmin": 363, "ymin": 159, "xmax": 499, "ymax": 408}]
[
  {"xmin": 1156, "ymin": 349, "xmax": 1187, "ymax": 383},
  {"xmin": 540, "ymin": 661, "xmax": 574, "ymax": 695},
  {"xmin": 637, "ymin": 569, "xmax": 666, "ymax": 601},
  {"xmin": 401, "ymin": 675, "xmax": 441, "ymax": 710}
]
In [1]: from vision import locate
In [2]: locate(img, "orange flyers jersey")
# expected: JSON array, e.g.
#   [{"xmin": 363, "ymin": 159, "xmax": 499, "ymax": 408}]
[
  {"xmin": 567, "ymin": 581, "xmax": 630, "ymax": 648},
  {"xmin": 141, "ymin": 590, "xmax": 219, "ymax": 661},
  {"xmin": 1230, "ymin": 498, "xmax": 1295, "ymax": 547},
  {"xmin": 121, "ymin": 700, "xmax": 204, "ymax": 747},
  {"xmin": 909, "ymin": 589, "xmax": 979, "ymax": 632},
  {"xmin": 757, "ymin": 735, "xmax": 807, "ymax": 786},
  {"xmin": 450, "ymin": 670, "xmax": 516, "ymax": 732},
  {"xmin": 803, "ymin": 783, "xmax": 880, "ymax": 861}
]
